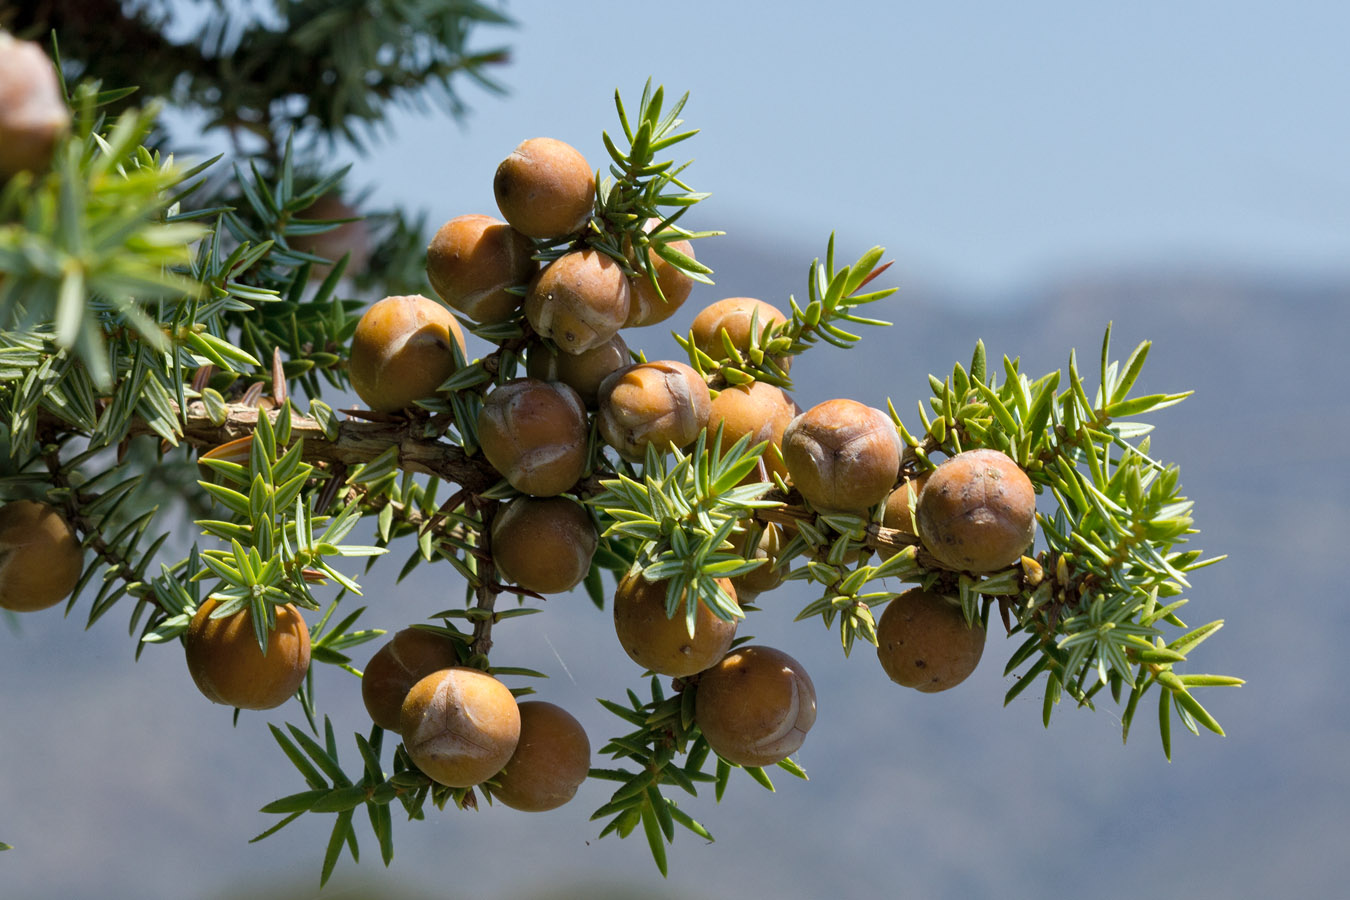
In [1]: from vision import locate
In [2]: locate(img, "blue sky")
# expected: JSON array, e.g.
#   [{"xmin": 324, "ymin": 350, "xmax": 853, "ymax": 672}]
[{"xmin": 354, "ymin": 0, "xmax": 1350, "ymax": 296}]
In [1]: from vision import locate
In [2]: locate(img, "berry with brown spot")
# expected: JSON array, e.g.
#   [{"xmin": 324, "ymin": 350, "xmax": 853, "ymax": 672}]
[
  {"xmin": 916, "ymin": 448, "xmax": 1036, "ymax": 573},
  {"xmin": 493, "ymin": 137, "xmax": 594, "ymax": 239},
  {"xmin": 490, "ymin": 496, "xmax": 597, "ymax": 595},
  {"xmin": 476, "ymin": 378, "xmax": 589, "ymax": 497},
  {"xmin": 875, "ymin": 588, "xmax": 985, "ymax": 692},
  {"xmin": 612, "ymin": 572, "xmax": 738, "ymax": 678},
  {"xmin": 694, "ymin": 645, "xmax": 816, "ymax": 767},
  {"xmin": 781, "ymin": 399, "xmax": 902, "ymax": 515},
  {"xmin": 596, "ymin": 360, "xmax": 711, "ymax": 462}
]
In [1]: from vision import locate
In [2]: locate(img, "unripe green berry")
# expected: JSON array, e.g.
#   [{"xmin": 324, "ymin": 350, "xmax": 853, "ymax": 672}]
[
  {"xmin": 477, "ymin": 378, "xmax": 589, "ymax": 496},
  {"xmin": 875, "ymin": 588, "xmax": 985, "ymax": 692},
  {"xmin": 426, "ymin": 214, "xmax": 536, "ymax": 324},
  {"xmin": 493, "ymin": 137, "xmax": 594, "ymax": 239},
  {"xmin": 916, "ymin": 448, "xmax": 1036, "ymax": 573}
]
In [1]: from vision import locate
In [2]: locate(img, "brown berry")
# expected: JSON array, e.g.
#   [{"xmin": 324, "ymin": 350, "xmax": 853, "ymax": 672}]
[
  {"xmin": 694, "ymin": 645, "xmax": 816, "ymax": 767},
  {"xmin": 492, "ymin": 701, "xmax": 591, "ymax": 812},
  {"xmin": 879, "ymin": 471, "xmax": 930, "ymax": 559},
  {"xmin": 781, "ymin": 399, "xmax": 902, "ymax": 515},
  {"xmin": 690, "ymin": 297, "xmax": 791, "ymax": 373},
  {"xmin": 348, "ymin": 294, "xmax": 466, "ymax": 413},
  {"xmin": 625, "ymin": 237, "xmax": 696, "ymax": 328},
  {"xmin": 916, "ymin": 448, "xmax": 1037, "ymax": 573},
  {"xmin": 0, "ymin": 500, "xmax": 84, "ymax": 612},
  {"xmin": 707, "ymin": 381, "xmax": 798, "ymax": 482},
  {"xmin": 612, "ymin": 572, "xmax": 738, "ymax": 677},
  {"xmin": 525, "ymin": 333, "xmax": 630, "ymax": 408},
  {"xmin": 400, "ymin": 667, "xmax": 521, "ymax": 788},
  {"xmin": 525, "ymin": 250, "xmax": 631, "ymax": 355},
  {"xmin": 0, "ymin": 35, "xmax": 70, "ymax": 180},
  {"xmin": 184, "ymin": 599, "xmax": 311, "ymax": 710},
  {"xmin": 729, "ymin": 522, "xmax": 788, "ymax": 603},
  {"xmin": 875, "ymin": 588, "xmax": 985, "ymax": 692},
  {"xmin": 426, "ymin": 214, "xmax": 536, "ymax": 324},
  {"xmin": 476, "ymin": 378, "xmax": 589, "ymax": 496},
  {"xmin": 596, "ymin": 360, "xmax": 711, "ymax": 462},
  {"xmin": 491, "ymin": 496, "xmax": 597, "ymax": 594},
  {"xmin": 361, "ymin": 628, "xmax": 462, "ymax": 732},
  {"xmin": 288, "ymin": 194, "xmax": 371, "ymax": 277},
  {"xmin": 493, "ymin": 137, "xmax": 594, "ymax": 239}
]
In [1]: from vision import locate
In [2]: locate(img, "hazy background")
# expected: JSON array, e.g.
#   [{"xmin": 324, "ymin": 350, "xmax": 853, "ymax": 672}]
[{"xmin": 2, "ymin": 2, "xmax": 1348, "ymax": 898}]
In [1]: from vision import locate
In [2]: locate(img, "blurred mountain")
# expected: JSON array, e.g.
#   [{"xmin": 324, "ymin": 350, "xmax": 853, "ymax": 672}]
[{"xmin": 1, "ymin": 238, "xmax": 1346, "ymax": 900}]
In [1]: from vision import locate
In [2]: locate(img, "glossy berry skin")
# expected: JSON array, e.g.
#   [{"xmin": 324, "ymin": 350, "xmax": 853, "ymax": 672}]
[
  {"xmin": 612, "ymin": 572, "xmax": 738, "ymax": 678},
  {"xmin": 596, "ymin": 360, "xmax": 711, "ymax": 462},
  {"xmin": 625, "ymin": 237, "xmax": 696, "ymax": 328},
  {"xmin": 781, "ymin": 399, "xmax": 902, "ymax": 515},
  {"xmin": 0, "ymin": 500, "xmax": 84, "ymax": 612},
  {"xmin": 348, "ymin": 294, "xmax": 466, "ymax": 413},
  {"xmin": 476, "ymin": 378, "xmax": 589, "ymax": 497},
  {"xmin": 426, "ymin": 214, "xmax": 536, "ymax": 324},
  {"xmin": 689, "ymin": 297, "xmax": 790, "ymax": 372},
  {"xmin": 0, "ymin": 35, "xmax": 70, "ymax": 179},
  {"xmin": 525, "ymin": 250, "xmax": 631, "ymax": 355},
  {"xmin": 490, "ymin": 496, "xmax": 597, "ymax": 595},
  {"xmin": 184, "ymin": 599, "xmax": 311, "ymax": 710},
  {"xmin": 525, "ymin": 333, "xmax": 630, "ymax": 408},
  {"xmin": 493, "ymin": 137, "xmax": 594, "ymax": 239},
  {"xmin": 875, "ymin": 589, "xmax": 985, "ymax": 692},
  {"xmin": 400, "ymin": 667, "xmax": 521, "ymax": 788},
  {"xmin": 492, "ymin": 701, "xmax": 591, "ymax": 812},
  {"xmin": 706, "ymin": 381, "xmax": 798, "ymax": 482},
  {"xmin": 361, "ymin": 628, "xmax": 462, "ymax": 733},
  {"xmin": 916, "ymin": 448, "xmax": 1037, "ymax": 573},
  {"xmin": 694, "ymin": 645, "xmax": 817, "ymax": 768}
]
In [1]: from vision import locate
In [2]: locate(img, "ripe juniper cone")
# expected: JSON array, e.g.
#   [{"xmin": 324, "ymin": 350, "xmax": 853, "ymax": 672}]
[
  {"xmin": 624, "ymin": 233, "xmax": 697, "ymax": 328},
  {"xmin": 875, "ymin": 588, "xmax": 986, "ymax": 692},
  {"xmin": 348, "ymin": 294, "xmax": 466, "ymax": 414},
  {"xmin": 613, "ymin": 572, "xmax": 739, "ymax": 678},
  {"xmin": 525, "ymin": 249, "xmax": 632, "ymax": 355},
  {"xmin": 0, "ymin": 500, "xmax": 85, "ymax": 612},
  {"xmin": 781, "ymin": 399, "xmax": 903, "ymax": 516},
  {"xmin": 476, "ymin": 378, "xmax": 589, "ymax": 497},
  {"xmin": 916, "ymin": 448, "xmax": 1037, "ymax": 573},
  {"xmin": 690, "ymin": 296, "xmax": 791, "ymax": 372},
  {"xmin": 426, "ymin": 214, "xmax": 537, "ymax": 324},
  {"xmin": 400, "ymin": 667, "xmax": 521, "ymax": 788},
  {"xmin": 694, "ymin": 645, "xmax": 817, "ymax": 767},
  {"xmin": 597, "ymin": 360, "xmax": 712, "ymax": 462},
  {"xmin": 184, "ymin": 599, "xmax": 312, "ymax": 710},
  {"xmin": 492, "ymin": 701, "xmax": 592, "ymax": 813},
  {"xmin": 525, "ymin": 332, "xmax": 631, "ymax": 408},
  {"xmin": 706, "ymin": 380, "xmax": 798, "ymax": 483},
  {"xmin": 490, "ymin": 496, "xmax": 598, "ymax": 595},
  {"xmin": 0, "ymin": 34, "xmax": 70, "ymax": 180},
  {"xmin": 361, "ymin": 628, "xmax": 462, "ymax": 733},
  {"xmin": 494, "ymin": 136, "xmax": 595, "ymax": 239}
]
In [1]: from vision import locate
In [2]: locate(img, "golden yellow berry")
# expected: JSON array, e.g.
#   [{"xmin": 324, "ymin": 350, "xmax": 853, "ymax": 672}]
[
  {"xmin": 690, "ymin": 297, "xmax": 791, "ymax": 373},
  {"xmin": 706, "ymin": 381, "xmax": 798, "ymax": 483},
  {"xmin": 525, "ymin": 250, "xmax": 631, "ymax": 355},
  {"xmin": 348, "ymin": 294, "xmax": 466, "ymax": 413},
  {"xmin": 400, "ymin": 667, "xmax": 521, "ymax": 788},
  {"xmin": 476, "ymin": 378, "xmax": 589, "ymax": 496},
  {"xmin": 493, "ymin": 137, "xmax": 594, "ymax": 239},
  {"xmin": 596, "ymin": 360, "xmax": 711, "ymax": 462},
  {"xmin": 426, "ymin": 214, "xmax": 536, "ymax": 324},
  {"xmin": 490, "ymin": 496, "xmax": 597, "ymax": 594},
  {"xmin": 612, "ymin": 572, "xmax": 738, "ymax": 677},
  {"xmin": 361, "ymin": 628, "xmax": 462, "ymax": 733},
  {"xmin": 781, "ymin": 399, "xmax": 901, "ymax": 515},
  {"xmin": 694, "ymin": 645, "xmax": 816, "ymax": 767},
  {"xmin": 875, "ymin": 588, "xmax": 985, "ymax": 692},
  {"xmin": 184, "ymin": 599, "xmax": 311, "ymax": 710},
  {"xmin": 492, "ymin": 701, "xmax": 591, "ymax": 812},
  {"xmin": 916, "ymin": 448, "xmax": 1037, "ymax": 573},
  {"xmin": 625, "ymin": 237, "xmax": 696, "ymax": 328},
  {"xmin": 0, "ymin": 500, "xmax": 84, "ymax": 612}
]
